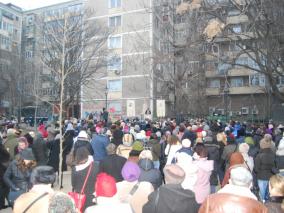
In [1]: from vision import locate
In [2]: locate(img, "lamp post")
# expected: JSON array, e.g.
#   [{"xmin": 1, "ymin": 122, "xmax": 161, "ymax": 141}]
[
  {"xmin": 105, "ymin": 86, "xmax": 108, "ymax": 109},
  {"xmin": 224, "ymin": 83, "xmax": 229, "ymax": 123}
]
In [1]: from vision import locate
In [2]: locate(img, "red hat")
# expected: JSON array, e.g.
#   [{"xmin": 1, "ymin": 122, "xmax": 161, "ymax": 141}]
[{"xmin": 95, "ymin": 173, "xmax": 117, "ymax": 197}]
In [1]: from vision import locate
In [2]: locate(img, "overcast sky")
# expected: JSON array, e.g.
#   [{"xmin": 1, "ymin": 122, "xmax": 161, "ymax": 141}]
[{"xmin": 1, "ymin": 0, "xmax": 71, "ymax": 10}]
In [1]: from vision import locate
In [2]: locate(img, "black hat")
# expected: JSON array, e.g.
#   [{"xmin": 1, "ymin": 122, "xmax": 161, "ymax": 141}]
[
  {"xmin": 30, "ymin": 166, "xmax": 56, "ymax": 185},
  {"xmin": 20, "ymin": 148, "xmax": 35, "ymax": 161}
]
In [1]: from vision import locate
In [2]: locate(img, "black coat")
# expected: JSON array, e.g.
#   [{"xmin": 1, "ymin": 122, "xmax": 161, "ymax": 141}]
[
  {"xmin": 0, "ymin": 145, "xmax": 10, "ymax": 188},
  {"xmin": 32, "ymin": 135, "xmax": 48, "ymax": 166},
  {"xmin": 63, "ymin": 130, "xmax": 75, "ymax": 171},
  {"xmin": 3, "ymin": 160, "xmax": 32, "ymax": 191},
  {"xmin": 73, "ymin": 140, "xmax": 94, "ymax": 157},
  {"xmin": 255, "ymin": 148, "xmax": 276, "ymax": 180},
  {"xmin": 204, "ymin": 141, "xmax": 220, "ymax": 185},
  {"xmin": 143, "ymin": 184, "xmax": 199, "ymax": 213},
  {"xmin": 71, "ymin": 161, "xmax": 99, "ymax": 212},
  {"xmin": 47, "ymin": 138, "xmax": 60, "ymax": 172},
  {"xmin": 99, "ymin": 154, "xmax": 126, "ymax": 182}
]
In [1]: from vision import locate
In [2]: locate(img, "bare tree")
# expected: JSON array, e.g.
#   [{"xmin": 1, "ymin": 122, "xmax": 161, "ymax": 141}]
[{"xmin": 39, "ymin": 9, "xmax": 110, "ymax": 185}]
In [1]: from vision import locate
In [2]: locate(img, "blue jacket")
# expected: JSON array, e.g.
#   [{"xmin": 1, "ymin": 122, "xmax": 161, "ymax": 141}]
[{"xmin": 91, "ymin": 135, "xmax": 109, "ymax": 161}]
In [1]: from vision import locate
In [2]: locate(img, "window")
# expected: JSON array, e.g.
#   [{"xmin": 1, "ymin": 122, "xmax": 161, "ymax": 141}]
[
  {"xmin": 232, "ymin": 25, "xmax": 242, "ymax": 33},
  {"xmin": 108, "ymin": 36, "xmax": 122, "ymax": 49},
  {"xmin": 110, "ymin": 0, "xmax": 121, "ymax": 8},
  {"xmin": 250, "ymin": 74, "xmax": 265, "ymax": 86},
  {"xmin": 109, "ymin": 16, "xmax": 121, "ymax": 27},
  {"xmin": 108, "ymin": 79, "xmax": 122, "ymax": 91},
  {"xmin": 230, "ymin": 77, "xmax": 244, "ymax": 87},
  {"xmin": 25, "ymin": 51, "xmax": 33, "ymax": 59},
  {"xmin": 207, "ymin": 79, "xmax": 220, "ymax": 88},
  {"xmin": 108, "ymin": 56, "xmax": 122, "ymax": 70},
  {"xmin": 217, "ymin": 63, "xmax": 231, "ymax": 74},
  {"xmin": 175, "ymin": 29, "xmax": 186, "ymax": 40},
  {"xmin": 278, "ymin": 76, "xmax": 284, "ymax": 85}
]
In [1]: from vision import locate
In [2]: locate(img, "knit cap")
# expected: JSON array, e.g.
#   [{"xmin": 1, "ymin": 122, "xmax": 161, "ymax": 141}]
[
  {"xmin": 95, "ymin": 173, "xmax": 117, "ymax": 197},
  {"xmin": 132, "ymin": 141, "xmax": 144, "ymax": 152},
  {"xmin": 121, "ymin": 161, "xmax": 141, "ymax": 182}
]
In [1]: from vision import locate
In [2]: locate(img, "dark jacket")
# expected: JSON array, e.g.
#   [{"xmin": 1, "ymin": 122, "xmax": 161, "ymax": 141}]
[
  {"xmin": 47, "ymin": 138, "xmax": 60, "ymax": 172},
  {"xmin": 71, "ymin": 161, "xmax": 99, "ymax": 212},
  {"xmin": 255, "ymin": 148, "xmax": 276, "ymax": 180},
  {"xmin": 138, "ymin": 159, "xmax": 162, "ymax": 190},
  {"xmin": 99, "ymin": 154, "xmax": 126, "ymax": 182},
  {"xmin": 147, "ymin": 139, "xmax": 161, "ymax": 161},
  {"xmin": 265, "ymin": 196, "xmax": 284, "ymax": 213},
  {"xmin": 182, "ymin": 130, "xmax": 196, "ymax": 146},
  {"xmin": 204, "ymin": 141, "xmax": 220, "ymax": 185},
  {"xmin": 32, "ymin": 134, "xmax": 48, "ymax": 166},
  {"xmin": 74, "ymin": 140, "xmax": 94, "ymax": 157},
  {"xmin": 143, "ymin": 184, "xmax": 199, "ymax": 213},
  {"xmin": 63, "ymin": 130, "xmax": 75, "ymax": 170},
  {"xmin": 111, "ymin": 129, "xmax": 123, "ymax": 146},
  {"xmin": 0, "ymin": 144, "xmax": 10, "ymax": 188},
  {"xmin": 3, "ymin": 160, "xmax": 32, "ymax": 191},
  {"xmin": 91, "ymin": 134, "xmax": 109, "ymax": 161}
]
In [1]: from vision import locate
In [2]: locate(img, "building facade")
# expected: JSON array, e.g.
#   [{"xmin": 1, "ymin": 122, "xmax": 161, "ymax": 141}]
[{"xmin": 82, "ymin": 0, "xmax": 154, "ymax": 119}]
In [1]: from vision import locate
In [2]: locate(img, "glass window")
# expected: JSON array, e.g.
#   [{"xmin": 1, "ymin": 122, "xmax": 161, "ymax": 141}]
[
  {"xmin": 108, "ymin": 79, "xmax": 122, "ymax": 91},
  {"xmin": 109, "ymin": 16, "xmax": 121, "ymax": 27},
  {"xmin": 250, "ymin": 74, "xmax": 265, "ymax": 86},
  {"xmin": 207, "ymin": 79, "xmax": 220, "ymax": 88},
  {"xmin": 110, "ymin": 0, "xmax": 121, "ymax": 8},
  {"xmin": 232, "ymin": 25, "xmax": 242, "ymax": 33},
  {"xmin": 108, "ymin": 36, "xmax": 122, "ymax": 49},
  {"xmin": 108, "ymin": 56, "xmax": 122, "ymax": 70},
  {"xmin": 230, "ymin": 77, "xmax": 244, "ymax": 87}
]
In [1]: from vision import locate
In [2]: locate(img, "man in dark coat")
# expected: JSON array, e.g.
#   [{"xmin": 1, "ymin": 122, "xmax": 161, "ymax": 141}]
[
  {"xmin": 32, "ymin": 133, "xmax": 48, "ymax": 166},
  {"xmin": 99, "ymin": 143, "xmax": 126, "ymax": 182},
  {"xmin": 143, "ymin": 164, "xmax": 199, "ymax": 213}
]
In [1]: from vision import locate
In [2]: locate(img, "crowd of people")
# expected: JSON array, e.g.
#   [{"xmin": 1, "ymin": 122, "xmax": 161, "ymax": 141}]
[{"xmin": 0, "ymin": 116, "xmax": 284, "ymax": 213}]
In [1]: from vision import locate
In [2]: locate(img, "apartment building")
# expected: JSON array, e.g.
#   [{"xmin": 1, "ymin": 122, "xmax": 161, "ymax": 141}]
[
  {"xmin": 0, "ymin": 3, "xmax": 22, "ymax": 115},
  {"xmin": 82, "ymin": 0, "xmax": 154, "ymax": 119},
  {"xmin": 20, "ymin": 0, "xmax": 83, "ymax": 118}
]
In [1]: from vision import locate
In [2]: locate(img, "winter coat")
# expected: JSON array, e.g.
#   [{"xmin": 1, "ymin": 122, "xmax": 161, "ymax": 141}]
[
  {"xmin": 73, "ymin": 139, "xmax": 94, "ymax": 156},
  {"xmin": 46, "ymin": 138, "xmax": 60, "ymax": 172},
  {"xmin": 4, "ymin": 134, "xmax": 18, "ymax": 160},
  {"xmin": 91, "ymin": 134, "xmax": 109, "ymax": 161},
  {"xmin": 221, "ymin": 143, "xmax": 238, "ymax": 170},
  {"xmin": 116, "ymin": 180, "xmax": 154, "ymax": 213},
  {"xmin": 32, "ymin": 134, "xmax": 48, "ymax": 166},
  {"xmin": 204, "ymin": 141, "xmax": 220, "ymax": 186},
  {"xmin": 255, "ymin": 148, "xmax": 276, "ymax": 180},
  {"xmin": 99, "ymin": 154, "xmax": 127, "ymax": 182},
  {"xmin": 138, "ymin": 159, "xmax": 162, "ymax": 190},
  {"xmin": 85, "ymin": 197, "xmax": 132, "ymax": 213},
  {"xmin": 276, "ymin": 138, "xmax": 284, "ymax": 170},
  {"xmin": 193, "ymin": 158, "xmax": 214, "ymax": 204},
  {"xmin": 112, "ymin": 129, "xmax": 123, "ymax": 146},
  {"xmin": 0, "ymin": 144, "xmax": 10, "ymax": 188},
  {"xmin": 182, "ymin": 130, "xmax": 196, "ymax": 145},
  {"xmin": 199, "ymin": 193, "xmax": 268, "ymax": 213},
  {"xmin": 165, "ymin": 144, "xmax": 182, "ymax": 165},
  {"xmin": 147, "ymin": 139, "xmax": 161, "ymax": 161},
  {"xmin": 3, "ymin": 160, "xmax": 32, "ymax": 191},
  {"xmin": 265, "ymin": 196, "xmax": 284, "ymax": 213},
  {"xmin": 116, "ymin": 144, "xmax": 132, "ymax": 159},
  {"xmin": 143, "ymin": 184, "xmax": 199, "ymax": 213},
  {"xmin": 71, "ymin": 157, "xmax": 99, "ymax": 212}
]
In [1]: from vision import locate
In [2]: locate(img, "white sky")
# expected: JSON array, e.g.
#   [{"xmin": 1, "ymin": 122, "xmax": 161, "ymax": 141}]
[{"xmin": 1, "ymin": 0, "xmax": 71, "ymax": 10}]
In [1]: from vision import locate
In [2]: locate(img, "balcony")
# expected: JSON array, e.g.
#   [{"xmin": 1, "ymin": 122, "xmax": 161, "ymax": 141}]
[{"xmin": 206, "ymin": 86, "xmax": 265, "ymax": 96}]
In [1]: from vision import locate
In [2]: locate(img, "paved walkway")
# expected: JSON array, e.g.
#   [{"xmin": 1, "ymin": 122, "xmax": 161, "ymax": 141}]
[{"xmin": 2, "ymin": 171, "xmax": 72, "ymax": 213}]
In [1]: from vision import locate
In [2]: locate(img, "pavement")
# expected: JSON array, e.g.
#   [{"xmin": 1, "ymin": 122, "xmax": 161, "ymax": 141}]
[{"xmin": 1, "ymin": 171, "xmax": 72, "ymax": 213}]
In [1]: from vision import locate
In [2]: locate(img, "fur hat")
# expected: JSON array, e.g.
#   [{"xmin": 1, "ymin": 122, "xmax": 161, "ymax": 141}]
[
  {"xmin": 121, "ymin": 161, "xmax": 141, "ymax": 182},
  {"xmin": 163, "ymin": 165, "xmax": 185, "ymax": 184}
]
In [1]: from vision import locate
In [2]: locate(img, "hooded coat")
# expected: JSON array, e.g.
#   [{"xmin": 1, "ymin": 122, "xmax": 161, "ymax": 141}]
[
  {"xmin": 138, "ymin": 159, "xmax": 162, "ymax": 189},
  {"xmin": 143, "ymin": 184, "xmax": 199, "ymax": 213}
]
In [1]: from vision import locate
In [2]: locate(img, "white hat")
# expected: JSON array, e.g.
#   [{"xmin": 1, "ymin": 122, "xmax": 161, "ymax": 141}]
[
  {"xmin": 77, "ymin": 130, "xmax": 89, "ymax": 141},
  {"xmin": 136, "ymin": 132, "xmax": 145, "ymax": 140},
  {"xmin": 230, "ymin": 166, "xmax": 252, "ymax": 187},
  {"xmin": 182, "ymin": 139, "xmax": 191, "ymax": 148}
]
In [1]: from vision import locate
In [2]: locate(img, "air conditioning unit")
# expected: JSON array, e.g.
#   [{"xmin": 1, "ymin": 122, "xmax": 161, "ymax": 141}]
[
  {"xmin": 241, "ymin": 107, "xmax": 249, "ymax": 115},
  {"xmin": 252, "ymin": 109, "xmax": 259, "ymax": 115},
  {"xmin": 236, "ymin": 111, "xmax": 242, "ymax": 116}
]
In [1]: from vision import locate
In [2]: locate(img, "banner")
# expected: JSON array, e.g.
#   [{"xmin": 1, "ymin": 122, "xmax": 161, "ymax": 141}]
[
  {"xmin": 156, "ymin": 99, "xmax": 165, "ymax": 117},
  {"xmin": 127, "ymin": 100, "xmax": 135, "ymax": 117}
]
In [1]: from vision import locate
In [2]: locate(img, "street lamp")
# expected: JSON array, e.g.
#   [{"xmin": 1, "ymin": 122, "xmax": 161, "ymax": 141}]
[{"xmin": 105, "ymin": 85, "xmax": 108, "ymax": 109}]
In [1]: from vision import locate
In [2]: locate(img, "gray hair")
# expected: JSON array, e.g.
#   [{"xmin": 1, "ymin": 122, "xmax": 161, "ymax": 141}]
[
  {"xmin": 230, "ymin": 166, "xmax": 252, "ymax": 187},
  {"xmin": 48, "ymin": 192, "xmax": 77, "ymax": 213}
]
